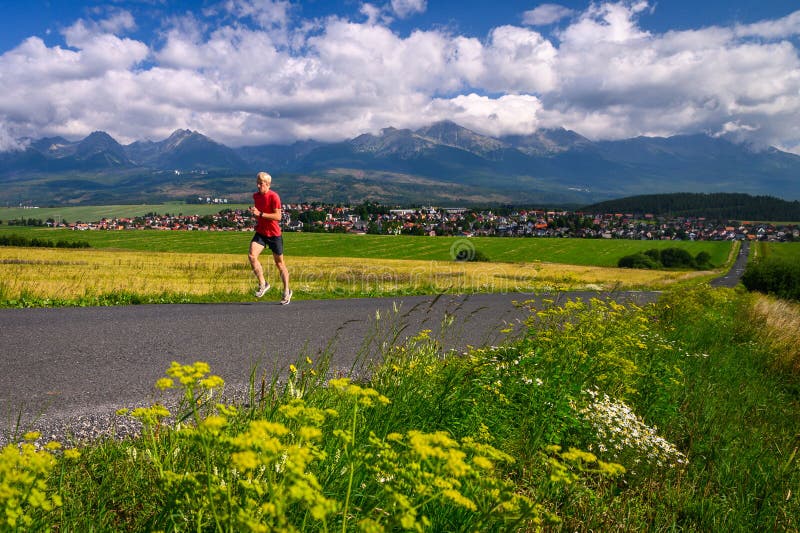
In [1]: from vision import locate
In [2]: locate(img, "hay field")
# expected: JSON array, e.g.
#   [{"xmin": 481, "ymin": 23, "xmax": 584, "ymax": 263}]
[{"xmin": 0, "ymin": 246, "xmax": 705, "ymax": 303}]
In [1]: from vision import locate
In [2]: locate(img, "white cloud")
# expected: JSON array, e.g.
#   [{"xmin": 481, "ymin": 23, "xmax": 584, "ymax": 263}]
[
  {"xmin": 222, "ymin": 0, "xmax": 292, "ymax": 29},
  {"xmin": 557, "ymin": 1, "xmax": 651, "ymax": 46},
  {"xmin": 60, "ymin": 15, "xmax": 149, "ymax": 74},
  {"xmin": 423, "ymin": 93, "xmax": 543, "ymax": 137},
  {"xmin": 360, "ymin": 3, "xmax": 384, "ymax": 25},
  {"xmin": 0, "ymin": 121, "xmax": 28, "ymax": 151},
  {"xmin": 523, "ymin": 4, "xmax": 575, "ymax": 26},
  {"xmin": 391, "ymin": 0, "xmax": 427, "ymax": 19},
  {"xmin": 1, "ymin": 1, "xmax": 800, "ymax": 154},
  {"xmin": 535, "ymin": 3, "xmax": 800, "ymax": 153},
  {"xmin": 481, "ymin": 25, "xmax": 558, "ymax": 93},
  {"xmin": 97, "ymin": 10, "xmax": 137, "ymax": 34},
  {"xmin": 734, "ymin": 10, "xmax": 800, "ymax": 39}
]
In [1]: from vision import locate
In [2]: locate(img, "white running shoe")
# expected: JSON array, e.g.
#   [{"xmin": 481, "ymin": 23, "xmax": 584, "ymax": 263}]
[
  {"xmin": 280, "ymin": 290, "xmax": 293, "ymax": 305},
  {"xmin": 255, "ymin": 283, "xmax": 270, "ymax": 298}
]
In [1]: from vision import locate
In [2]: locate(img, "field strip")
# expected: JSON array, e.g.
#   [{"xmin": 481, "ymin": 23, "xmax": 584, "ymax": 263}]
[
  {"xmin": 0, "ymin": 246, "xmax": 712, "ymax": 301},
  {"xmin": 0, "ymin": 227, "xmax": 734, "ymax": 267}
]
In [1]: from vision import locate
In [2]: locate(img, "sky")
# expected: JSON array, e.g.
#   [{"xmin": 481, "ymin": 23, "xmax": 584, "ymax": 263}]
[{"xmin": 1, "ymin": 0, "xmax": 799, "ymax": 154}]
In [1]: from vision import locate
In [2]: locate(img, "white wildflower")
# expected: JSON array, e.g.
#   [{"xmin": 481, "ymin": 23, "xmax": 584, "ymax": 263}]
[{"xmin": 577, "ymin": 388, "xmax": 686, "ymax": 468}]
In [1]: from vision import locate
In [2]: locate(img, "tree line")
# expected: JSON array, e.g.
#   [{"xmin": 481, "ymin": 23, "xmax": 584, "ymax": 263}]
[
  {"xmin": 0, "ymin": 234, "xmax": 91, "ymax": 249},
  {"xmin": 581, "ymin": 193, "xmax": 800, "ymax": 221}
]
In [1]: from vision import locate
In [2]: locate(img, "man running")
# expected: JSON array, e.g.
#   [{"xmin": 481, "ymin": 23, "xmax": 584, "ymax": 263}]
[{"xmin": 248, "ymin": 171, "xmax": 292, "ymax": 304}]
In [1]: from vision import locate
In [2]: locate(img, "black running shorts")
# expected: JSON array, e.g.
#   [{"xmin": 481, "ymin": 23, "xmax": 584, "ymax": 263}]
[{"xmin": 251, "ymin": 233, "xmax": 284, "ymax": 255}]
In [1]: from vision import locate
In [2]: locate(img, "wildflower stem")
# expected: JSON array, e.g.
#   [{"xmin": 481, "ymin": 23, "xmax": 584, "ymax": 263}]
[
  {"xmin": 203, "ymin": 440, "xmax": 224, "ymax": 532},
  {"xmin": 341, "ymin": 402, "xmax": 358, "ymax": 533}
]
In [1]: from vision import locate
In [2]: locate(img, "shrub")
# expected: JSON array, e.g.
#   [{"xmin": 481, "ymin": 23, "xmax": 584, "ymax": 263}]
[
  {"xmin": 470, "ymin": 249, "xmax": 490, "ymax": 262},
  {"xmin": 742, "ymin": 257, "xmax": 800, "ymax": 301},
  {"xmin": 644, "ymin": 248, "xmax": 661, "ymax": 263},
  {"xmin": 694, "ymin": 251, "xmax": 712, "ymax": 268},
  {"xmin": 618, "ymin": 247, "xmax": 709, "ymax": 270},
  {"xmin": 618, "ymin": 253, "xmax": 658, "ymax": 269},
  {"xmin": 659, "ymin": 247, "xmax": 695, "ymax": 268}
]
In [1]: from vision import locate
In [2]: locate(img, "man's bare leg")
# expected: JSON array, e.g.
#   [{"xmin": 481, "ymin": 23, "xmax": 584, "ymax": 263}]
[
  {"xmin": 249, "ymin": 241, "xmax": 267, "ymax": 290},
  {"xmin": 273, "ymin": 253, "xmax": 289, "ymax": 294}
]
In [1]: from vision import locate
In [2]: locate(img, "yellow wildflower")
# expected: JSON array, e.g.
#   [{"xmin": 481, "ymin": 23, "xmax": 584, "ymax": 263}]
[
  {"xmin": 231, "ymin": 450, "xmax": 260, "ymax": 472},
  {"xmin": 442, "ymin": 489, "xmax": 477, "ymax": 511},
  {"xmin": 199, "ymin": 415, "xmax": 227, "ymax": 434},
  {"xmin": 155, "ymin": 378, "xmax": 174, "ymax": 390},
  {"xmin": 63, "ymin": 449, "xmax": 81, "ymax": 460},
  {"xmin": 561, "ymin": 448, "xmax": 597, "ymax": 464},
  {"xmin": 298, "ymin": 426, "xmax": 323, "ymax": 441},
  {"xmin": 472, "ymin": 456, "xmax": 494, "ymax": 471},
  {"xmin": 216, "ymin": 403, "xmax": 239, "ymax": 417},
  {"xmin": 199, "ymin": 375, "xmax": 224, "ymax": 389}
]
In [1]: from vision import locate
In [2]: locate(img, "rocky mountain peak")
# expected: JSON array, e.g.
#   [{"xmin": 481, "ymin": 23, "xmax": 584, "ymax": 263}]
[
  {"xmin": 163, "ymin": 129, "xmax": 206, "ymax": 149},
  {"xmin": 416, "ymin": 120, "xmax": 507, "ymax": 156},
  {"xmin": 75, "ymin": 131, "xmax": 127, "ymax": 161}
]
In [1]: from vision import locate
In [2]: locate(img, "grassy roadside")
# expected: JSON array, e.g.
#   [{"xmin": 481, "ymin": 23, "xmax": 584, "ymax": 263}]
[{"xmin": 3, "ymin": 286, "xmax": 798, "ymax": 530}]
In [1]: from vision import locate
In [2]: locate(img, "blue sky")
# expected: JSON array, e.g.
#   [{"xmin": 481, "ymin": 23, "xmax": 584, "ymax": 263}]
[
  {"xmin": 2, "ymin": 1, "xmax": 797, "ymax": 49},
  {"xmin": 1, "ymin": 0, "xmax": 799, "ymax": 153}
]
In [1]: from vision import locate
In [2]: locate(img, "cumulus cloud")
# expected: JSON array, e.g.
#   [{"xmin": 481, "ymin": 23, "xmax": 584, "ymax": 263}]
[
  {"xmin": 423, "ymin": 94, "xmax": 544, "ymax": 137},
  {"xmin": 223, "ymin": 0, "xmax": 292, "ymax": 28},
  {"xmin": 391, "ymin": 0, "xmax": 427, "ymax": 19},
  {"xmin": 70, "ymin": 8, "xmax": 137, "ymax": 40},
  {"xmin": 522, "ymin": 4, "xmax": 576, "ymax": 26},
  {"xmin": 480, "ymin": 25, "xmax": 558, "ymax": 93},
  {"xmin": 547, "ymin": 4, "xmax": 800, "ymax": 149},
  {"xmin": 557, "ymin": 1, "xmax": 652, "ymax": 46},
  {"xmin": 734, "ymin": 9, "xmax": 800, "ymax": 39},
  {"xmin": 0, "ymin": 1, "xmax": 799, "ymax": 154}
]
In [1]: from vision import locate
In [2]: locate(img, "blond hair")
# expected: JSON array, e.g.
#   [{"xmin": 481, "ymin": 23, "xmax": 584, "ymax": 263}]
[{"xmin": 256, "ymin": 171, "xmax": 272, "ymax": 185}]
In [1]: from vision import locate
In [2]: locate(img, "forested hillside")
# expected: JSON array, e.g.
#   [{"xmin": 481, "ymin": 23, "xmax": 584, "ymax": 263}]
[{"xmin": 581, "ymin": 193, "xmax": 800, "ymax": 220}]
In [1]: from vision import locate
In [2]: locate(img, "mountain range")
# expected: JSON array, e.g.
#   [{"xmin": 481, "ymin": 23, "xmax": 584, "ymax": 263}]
[{"xmin": 2, "ymin": 121, "xmax": 799, "ymax": 206}]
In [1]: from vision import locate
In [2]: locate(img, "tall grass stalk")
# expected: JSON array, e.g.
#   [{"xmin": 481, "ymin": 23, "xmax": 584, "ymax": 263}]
[{"xmin": 749, "ymin": 294, "xmax": 800, "ymax": 373}]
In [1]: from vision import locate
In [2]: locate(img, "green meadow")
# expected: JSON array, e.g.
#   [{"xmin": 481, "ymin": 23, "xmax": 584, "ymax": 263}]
[
  {"xmin": 759, "ymin": 240, "xmax": 800, "ymax": 261},
  {"xmin": 0, "ymin": 204, "xmax": 250, "ymax": 222},
  {"xmin": 0, "ymin": 226, "xmax": 731, "ymax": 267}
]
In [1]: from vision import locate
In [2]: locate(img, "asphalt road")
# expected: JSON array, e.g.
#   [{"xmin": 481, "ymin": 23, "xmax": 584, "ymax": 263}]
[
  {"xmin": 0, "ymin": 290, "xmax": 658, "ymax": 438},
  {"xmin": 710, "ymin": 241, "xmax": 750, "ymax": 288}
]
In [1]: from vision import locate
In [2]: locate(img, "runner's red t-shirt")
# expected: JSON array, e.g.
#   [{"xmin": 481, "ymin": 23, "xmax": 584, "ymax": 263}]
[{"xmin": 253, "ymin": 189, "xmax": 282, "ymax": 237}]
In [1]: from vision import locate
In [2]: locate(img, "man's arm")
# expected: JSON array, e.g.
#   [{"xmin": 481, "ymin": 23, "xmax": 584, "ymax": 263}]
[
  {"xmin": 250, "ymin": 205, "xmax": 281, "ymax": 220},
  {"xmin": 261, "ymin": 208, "xmax": 281, "ymax": 221}
]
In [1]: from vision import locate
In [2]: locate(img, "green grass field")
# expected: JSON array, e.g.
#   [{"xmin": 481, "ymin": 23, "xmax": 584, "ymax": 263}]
[
  {"xmin": 0, "ymin": 226, "xmax": 732, "ymax": 268},
  {"xmin": 0, "ymin": 203, "xmax": 250, "ymax": 223},
  {"xmin": 760, "ymin": 241, "xmax": 800, "ymax": 261}
]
